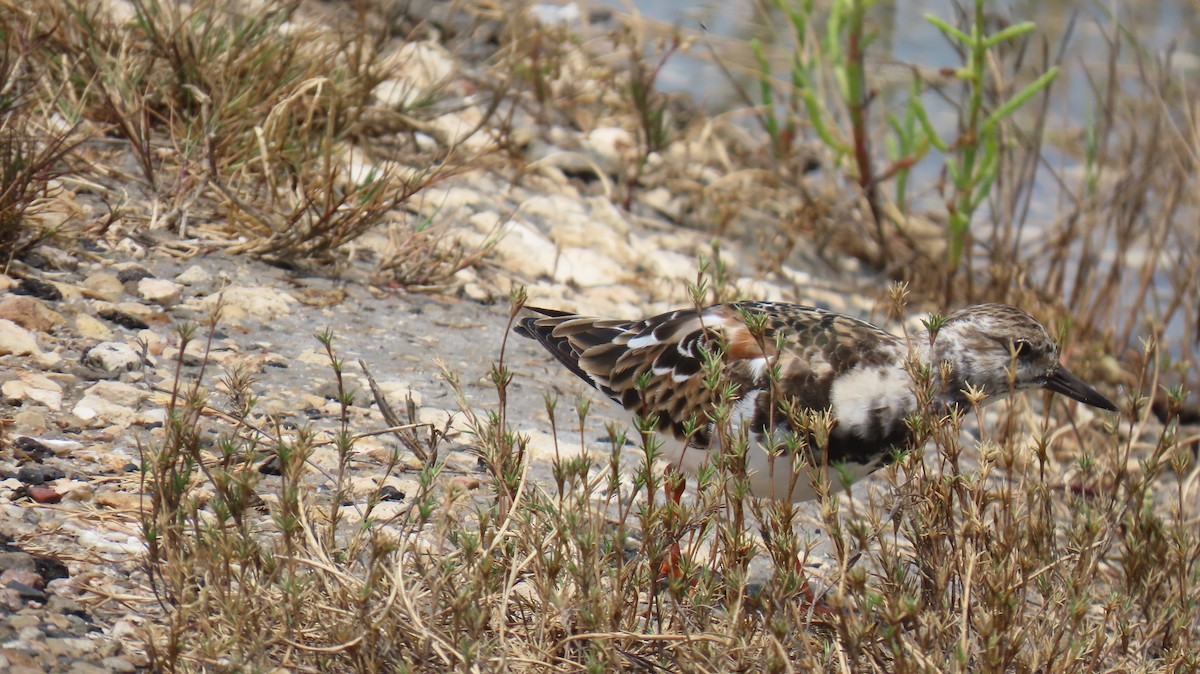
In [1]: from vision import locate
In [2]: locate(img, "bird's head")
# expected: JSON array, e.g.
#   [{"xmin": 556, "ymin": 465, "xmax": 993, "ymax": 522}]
[{"xmin": 927, "ymin": 304, "xmax": 1116, "ymax": 411}]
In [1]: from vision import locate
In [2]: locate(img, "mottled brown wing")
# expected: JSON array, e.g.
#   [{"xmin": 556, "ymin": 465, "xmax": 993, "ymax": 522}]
[
  {"xmin": 514, "ymin": 307, "xmax": 637, "ymax": 392},
  {"xmin": 516, "ymin": 302, "xmax": 901, "ymax": 443}
]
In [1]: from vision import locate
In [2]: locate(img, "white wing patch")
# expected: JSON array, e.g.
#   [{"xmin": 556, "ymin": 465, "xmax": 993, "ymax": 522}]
[
  {"xmin": 829, "ymin": 365, "xmax": 915, "ymax": 437},
  {"xmin": 747, "ymin": 356, "xmax": 769, "ymax": 381},
  {"xmin": 626, "ymin": 334, "xmax": 659, "ymax": 349}
]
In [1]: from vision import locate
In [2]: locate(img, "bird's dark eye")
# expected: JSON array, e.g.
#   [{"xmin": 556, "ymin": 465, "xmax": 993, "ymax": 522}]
[{"xmin": 1011, "ymin": 339, "xmax": 1034, "ymax": 358}]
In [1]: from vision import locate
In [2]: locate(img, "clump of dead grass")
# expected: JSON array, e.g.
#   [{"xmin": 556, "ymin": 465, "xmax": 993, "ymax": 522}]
[
  {"xmin": 0, "ymin": 0, "xmax": 496, "ymax": 279},
  {"xmin": 0, "ymin": 14, "xmax": 82, "ymax": 264}
]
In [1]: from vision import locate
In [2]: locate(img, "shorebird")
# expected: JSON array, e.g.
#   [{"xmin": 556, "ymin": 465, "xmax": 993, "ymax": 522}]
[{"xmin": 516, "ymin": 302, "xmax": 1117, "ymax": 502}]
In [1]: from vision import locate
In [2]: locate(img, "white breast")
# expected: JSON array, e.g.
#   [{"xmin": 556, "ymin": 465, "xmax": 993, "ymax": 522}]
[
  {"xmin": 655, "ymin": 389, "xmax": 892, "ymax": 502},
  {"xmin": 829, "ymin": 363, "xmax": 916, "ymax": 439}
]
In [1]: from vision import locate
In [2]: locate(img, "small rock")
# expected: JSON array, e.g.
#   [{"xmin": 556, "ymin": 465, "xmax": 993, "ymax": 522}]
[
  {"xmin": 526, "ymin": 140, "xmax": 596, "ymax": 174},
  {"xmin": 137, "ymin": 277, "xmax": 183, "ymax": 305},
  {"xmin": 73, "ymin": 393, "xmax": 137, "ymax": 426},
  {"xmin": 347, "ymin": 476, "xmax": 380, "ymax": 497},
  {"xmin": 640, "ymin": 187, "xmax": 684, "ymax": 222},
  {"xmin": 633, "ymin": 238, "xmax": 698, "ymax": 281},
  {"xmin": 17, "ymin": 466, "xmax": 65, "ymax": 485},
  {"xmin": 44, "ymin": 593, "xmax": 85, "ymax": 617},
  {"xmin": 35, "ymin": 438, "xmax": 85, "ymax": 454},
  {"xmin": 0, "ymin": 588, "xmax": 25, "ymax": 611},
  {"xmin": 257, "ymin": 456, "xmax": 282, "ymax": 475},
  {"xmin": 374, "ymin": 380, "xmax": 424, "ymax": 407},
  {"xmin": 113, "ymin": 237, "xmax": 147, "ymax": 258},
  {"xmin": 118, "ymin": 300, "xmax": 157, "ymax": 317},
  {"xmin": 110, "ymin": 618, "xmax": 141, "ymax": 641},
  {"xmin": 374, "ymin": 78, "xmax": 418, "ymax": 110},
  {"xmin": 0, "ymin": 295, "xmax": 66, "ymax": 331},
  {"xmin": 416, "ymin": 186, "xmax": 488, "ymax": 214},
  {"xmin": 45, "ymin": 636, "xmax": 93, "ymax": 658},
  {"xmin": 581, "ymin": 126, "xmax": 635, "ymax": 173},
  {"xmin": 479, "ymin": 217, "xmax": 558, "ymax": 279},
  {"xmin": 291, "ymin": 286, "xmax": 346, "ymax": 308},
  {"xmin": 530, "ymin": 196, "xmax": 635, "ymax": 266},
  {"xmin": 11, "ymin": 410, "xmax": 47, "ymax": 431},
  {"xmin": 116, "ymin": 266, "xmax": 153, "ymax": 285},
  {"xmin": 84, "ymin": 380, "xmax": 145, "ymax": 406},
  {"xmin": 396, "ymin": 41, "xmax": 457, "ymax": 86},
  {"xmin": 0, "ymin": 319, "xmax": 40, "ymax": 356},
  {"xmin": 553, "ymin": 247, "xmax": 628, "ymax": 287},
  {"xmin": 449, "ymin": 475, "xmax": 483, "ymax": 490},
  {"xmin": 35, "ymin": 555, "xmax": 68, "ymax": 582},
  {"xmin": 0, "ymin": 552, "xmax": 37, "ymax": 573},
  {"xmin": 378, "ymin": 485, "xmax": 405, "ymax": 501},
  {"xmin": 374, "ymin": 41, "xmax": 457, "ymax": 108},
  {"xmin": 62, "ymin": 482, "xmax": 93, "ymax": 502},
  {"xmin": 101, "ymin": 658, "xmax": 138, "ymax": 673},
  {"xmin": 94, "ymin": 490, "xmax": 143, "ymax": 510},
  {"xmin": 76, "ymin": 529, "xmax": 146, "ymax": 556},
  {"xmin": 13, "ymin": 436, "xmax": 53, "ymax": 461},
  {"xmin": 25, "ymin": 244, "xmax": 79, "ymax": 271},
  {"xmin": 530, "ymin": 1, "xmax": 582, "ymax": 26},
  {"xmin": 460, "ymin": 277, "xmax": 492, "ymax": 302},
  {"xmin": 82, "ymin": 271, "xmax": 124, "ymax": 301},
  {"xmin": 82, "ymin": 342, "xmax": 142, "ymax": 373},
  {"xmin": 428, "ymin": 107, "xmax": 490, "ymax": 151},
  {"xmin": 7, "ymin": 609, "xmax": 41, "ymax": 628},
  {"xmin": 13, "ymin": 277, "xmax": 63, "ymax": 301},
  {"xmin": 33, "ymin": 350, "xmax": 62, "ymax": 368},
  {"xmin": 1, "ymin": 568, "xmax": 45, "ymax": 592},
  {"xmin": 97, "ymin": 307, "xmax": 150, "ymax": 330},
  {"xmin": 1, "ymin": 372, "xmax": 63, "ymax": 410},
  {"xmin": 202, "ymin": 285, "xmax": 296, "ymax": 321},
  {"xmin": 75, "ymin": 314, "xmax": 114, "ymax": 339},
  {"xmin": 175, "ymin": 265, "xmax": 211, "ymax": 286},
  {"xmin": 26, "ymin": 485, "xmax": 62, "ymax": 504},
  {"xmin": 521, "ymin": 194, "xmax": 587, "ymax": 230},
  {"xmin": 5, "ymin": 578, "xmax": 46, "ymax": 600}
]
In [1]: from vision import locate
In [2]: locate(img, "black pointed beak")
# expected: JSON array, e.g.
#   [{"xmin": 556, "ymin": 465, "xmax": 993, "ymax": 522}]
[{"xmin": 1043, "ymin": 365, "xmax": 1117, "ymax": 411}]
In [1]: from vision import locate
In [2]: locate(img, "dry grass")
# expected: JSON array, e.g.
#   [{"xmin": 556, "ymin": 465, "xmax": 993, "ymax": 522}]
[
  {"xmin": 0, "ymin": 0, "xmax": 491, "ymax": 276},
  {"xmin": 139, "ymin": 288, "xmax": 1197, "ymax": 672},
  {"xmin": 0, "ymin": 16, "xmax": 82, "ymax": 265},
  {"xmin": 1, "ymin": 0, "xmax": 1196, "ymax": 671}
]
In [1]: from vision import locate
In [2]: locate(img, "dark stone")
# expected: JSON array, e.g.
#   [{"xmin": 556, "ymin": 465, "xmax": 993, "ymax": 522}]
[
  {"xmin": 0, "ymin": 551, "xmax": 37, "ymax": 573},
  {"xmin": 35, "ymin": 555, "xmax": 68, "ymax": 583},
  {"xmin": 14, "ymin": 278, "xmax": 63, "ymax": 301},
  {"xmin": 13, "ymin": 436, "xmax": 52, "ymax": 461},
  {"xmin": 257, "ymin": 455, "xmax": 282, "ymax": 476},
  {"xmin": 378, "ymin": 485, "xmax": 406, "ymax": 502},
  {"xmin": 45, "ymin": 594, "xmax": 90, "ymax": 621},
  {"xmin": 27, "ymin": 485, "xmax": 63, "ymax": 504},
  {"xmin": 17, "ymin": 466, "xmax": 65, "ymax": 485},
  {"xmin": 96, "ymin": 308, "xmax": 149, "ymax": 330},
  {"xmin": 115, "ymin": 267, "xmax": 153, "ymax": 284},
  {"xmin": 7, "ymin": 579, "xmax": 46, "ymax": 601}
]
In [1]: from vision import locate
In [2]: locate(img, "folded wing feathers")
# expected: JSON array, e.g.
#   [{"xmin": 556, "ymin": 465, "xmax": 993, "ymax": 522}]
[{"xmin": 517, "ymin": 306, "xmax": 775, "ymax": 431}]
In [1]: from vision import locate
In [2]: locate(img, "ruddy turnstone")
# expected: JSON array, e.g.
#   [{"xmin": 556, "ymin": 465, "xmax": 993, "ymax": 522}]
[{"xmin": 516, "ymin": 302, "xmax": 1117, "ymax": 502}]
